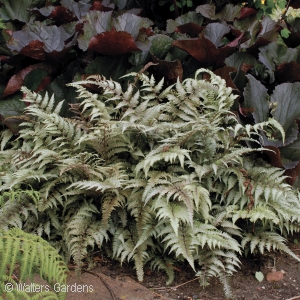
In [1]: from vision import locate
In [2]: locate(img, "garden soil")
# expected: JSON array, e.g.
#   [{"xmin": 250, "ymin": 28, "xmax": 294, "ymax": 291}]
[{"xmin": 33, "ymin": 232, "xmax": 300, "ymax": 300}]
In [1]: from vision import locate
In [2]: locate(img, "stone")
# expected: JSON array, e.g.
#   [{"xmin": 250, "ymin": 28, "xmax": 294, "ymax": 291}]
[{"xmin": 266, "ymin": 271, "xmax": 284, "ymax": 282}]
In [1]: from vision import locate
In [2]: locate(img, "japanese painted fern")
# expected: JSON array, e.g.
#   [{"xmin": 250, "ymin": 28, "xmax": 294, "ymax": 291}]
[{"xmin": 1, "ymin": 69, "xmax": 300, "ymax": 298}]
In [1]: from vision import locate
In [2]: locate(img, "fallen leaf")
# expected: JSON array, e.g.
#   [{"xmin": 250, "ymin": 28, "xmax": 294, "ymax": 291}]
[{"xmin": 255, "ymin": 271, "xmax": 264, "ymax": 282}]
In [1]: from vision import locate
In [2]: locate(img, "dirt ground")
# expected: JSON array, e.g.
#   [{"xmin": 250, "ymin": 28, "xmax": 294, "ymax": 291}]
[
  {"xmin": 90, "ymin": 252, "xmax": 300, "ymax": 300},
  {"xmin": 29, "ymin": 232, "xmax": 300, "ymax": 300}
]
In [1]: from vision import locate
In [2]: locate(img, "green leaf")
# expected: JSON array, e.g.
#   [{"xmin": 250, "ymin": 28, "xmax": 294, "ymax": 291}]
[
  {"xmin": 45, "ymin": 61, "xmax": 82, "ymax": 116},
  {"xmin": 0, "ymin": 94, "xmax": 27, "ymax": 133},
  {"xmin": 280, "ymin": 28, "xmax": 291, "ymax": 38},
  {"xmin": 0, "ymin": 0, "xmax": 46, "ymax": 22},
  {"xmin": 114, "ymin": 0, "xmax": 127, "ymax": 10},
  {"xmin": 23, "ymin": 69, "xmax": 48, "ymax": 91},
  {"xmin": 129, "ymin": 51, "xmax": 150, "ymax": 66},
  {"xmin": 255, "ymin": 271, "xmax": 264, "ymax": 282},
  {"xmin": 150, "ymin": 34, "xmax": 173, "ymax": 60},
  {"xmin": 166, "ymin": 11, "xmax": 203, "ymax": 33},
  {"xmin": 259, "ymin": 42, "xmax": 300, "ymax": 71},
  {"xmin": 0, "ymin": 94, "xmax": 26, "ymax": 119},
  {"xmin": 0, "ymin": 31, "xmax": 11, "ymax": 55},
  {"xmin": 280, "ymin": 134, "xmax": 300, "ymax": 161},
  {"xmin": 176, "ymin": 2, "xmax": 182, "ymax": 9},
  {"xmin": 225, "ymin": 52, "xmax": 257, "ymax": 70},
  {"xmin": 85, "ymin": 56, "xmax": 129, "ymax": 82}
]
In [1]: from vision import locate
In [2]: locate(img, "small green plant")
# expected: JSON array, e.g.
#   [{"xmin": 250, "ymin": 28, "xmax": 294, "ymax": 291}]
[
  {"xmin": 254, "ymin": 0, "xmax": 287, "ymax": 20},
  {"xmin": 159, "ymin": 0, "xmax": 193, "ymax": 13},
  {"xmin": 0, "ymin": 227, "xmax": 68, "ymax": 299}
]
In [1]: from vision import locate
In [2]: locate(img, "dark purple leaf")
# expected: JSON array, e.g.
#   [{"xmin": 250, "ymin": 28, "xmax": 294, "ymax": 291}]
[
  {"xmin": 263, "ymin": 146, "xmax": 284, "ymax": 168},
  {"xmin": 90, "ymin": 1, "xmax": 114, "ymax": 12},
  {"xmin": 243, "ymin": 74, "xmax": 269, "ymax": 123},
  {"xmin": 167, "ymin": 12, "xmax": 203, "ymax": 34},
  {"xmin": 2, "ymin": 63, "xmax": 52, "ymax": 98},
  {"xmin": 77, "ymin": 10, "xmax": 113, "ymax": 51},
  {"xmin": 88, "ymin": 28, "xmax": 140, "ymax": 55},
  {"xmin": 19, "ymin": 40, "xmax": 46, "ymax": 60},
  {"xmin": 151, "ymin": 54, "xmax": 183, "ymax": 85},
  {"xmin": 78, "ymin": 11, "xmax": 153, "ymax": 52},
  {"xmin": 175, "ymin": 23, "xmax": 205, "ymax": 38},
  {"xmin": 261, "ymin": 121, "xmax": 299, "ymax": 148},
  {"xmin": 285, "ymin": 161, "xmax": 300, "ymax": 185},
  {"xmin": 7, "ymin": 22, "xmax": 77, "ymax": 60},
  {"xmin": 238, "ymin": 7, "xmax": 257, "ymax": 19},
  {"xmin": 60, "ymin": 0, "xmax": 90, "ymax": 19},
  {"xmin": 2, "ymin": 116, "xmax": 29, "ymax": 134},
  {"xmin": 213, "ymin": 66, "xmax": 239, "ymax": 93},
  {"xmin": 271, "ymin": 82, "xmax": 300, "ymax": 133},
  {"xmin": 32, "ymin": 6, "xmax": 77, "ymax": 23},
  {"xmin": 240, "ymin": 17, "xmax": 278, "ymax": 53},
  {"xmin": 275, "ymin": 61, "xmax": 300, "ymax": 82},
  {"xmin": 173, "ymin": 32, "xmax": 243, "ymax": 67},
  {"xmin": 262, "ymin": 146, "xmax": 300, "ymax": 186}
]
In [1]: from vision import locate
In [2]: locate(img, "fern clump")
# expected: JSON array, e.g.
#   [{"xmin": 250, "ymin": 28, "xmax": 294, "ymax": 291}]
[{"xmin": 1, "ymin": 68, "xmax": 300, "ymax": 298}]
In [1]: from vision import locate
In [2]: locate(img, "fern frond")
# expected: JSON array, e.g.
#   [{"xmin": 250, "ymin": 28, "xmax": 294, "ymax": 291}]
[
  {"xmin": 242, "ymin": 231, "xmax": 300, "ymax": 261},
  {"xmin": 153, "ymin": 199, "xmax": 190, "ymax": 236},
  {"xmin": 160, "ymin": 224, "xmax": 196, "ymax": 271},
  {"xmin": 136, "ymin": 146, "xmax": 191, "ymax": 176},
  {"xmin": 0, "ymin": 228, "xmax": 68, "ymax": 300}
]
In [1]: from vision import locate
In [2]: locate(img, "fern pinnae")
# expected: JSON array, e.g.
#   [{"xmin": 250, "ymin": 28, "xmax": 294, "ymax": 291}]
[
  {"xmin": 154, "ymin": 199, "xmax": 190, "ymax": 236},
  {"xmin": 161, "ymin": 224, "xmax": 196, "ymax": 271},
  {"xmin": 149, "ymin": 255, "xmax": 176, "ymax": 285},
  {"xmin": 0, "ymin": 228, "xmax": 68, "ymax": 299}
]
